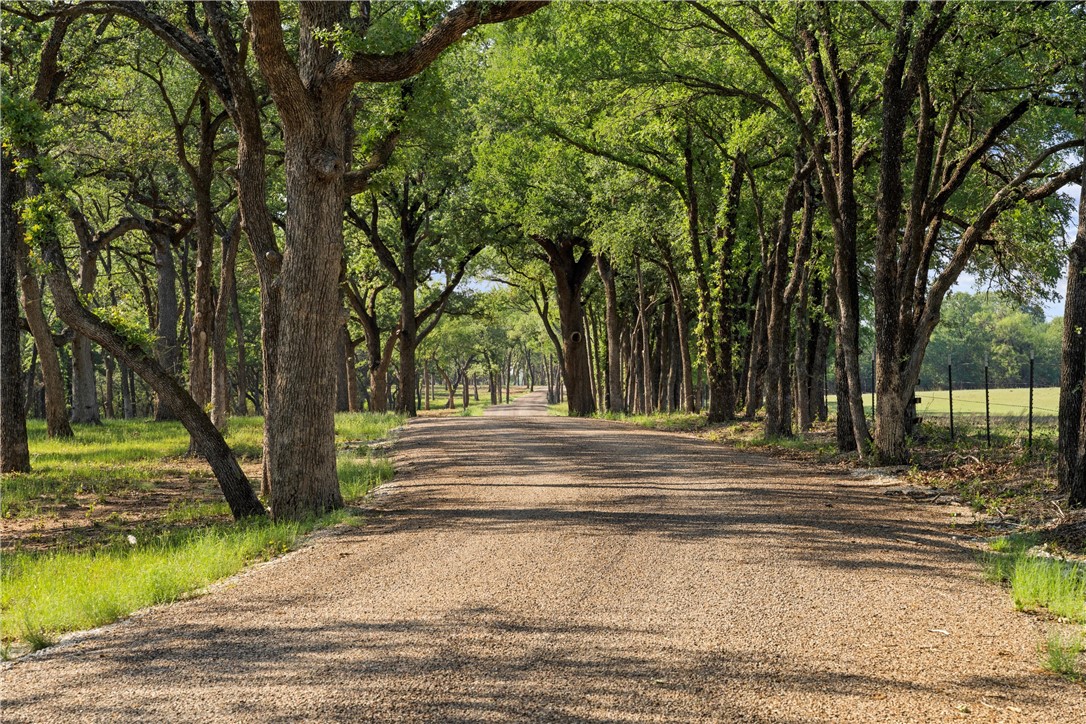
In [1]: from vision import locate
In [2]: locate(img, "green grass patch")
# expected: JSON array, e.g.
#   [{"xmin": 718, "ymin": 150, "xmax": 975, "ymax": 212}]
[
  {"xmin": 984, "ymin": 534, "xmax": 1086, "ymax": 623},
  {"xmin": 597, "ymin": 411, "xmax": 708, "ymax": 433},
  {"xmin": 1040, "ymin": 630, "xmax": 1084, "ymax": 681},
  {"xmin": 828, "ymin": 387, "xmax": 1060, "ymax": 419},
  {"xmin": 1, "ymin": 412, "xmax": 405, "ymax": 651},
  {"xmin": 3, "ymin": 414, "xmax": 404, "ymax": 519},
  {"xmin": 334, "ymin": 412, "xmax": 405, "ymax": 443},
  {"xmin": 337, "ymin": 451, "xmax": 395, "ymax": 502},
  {"xmin": 0, "ymin": 514, "xmax": 350, "ymax": 646}
]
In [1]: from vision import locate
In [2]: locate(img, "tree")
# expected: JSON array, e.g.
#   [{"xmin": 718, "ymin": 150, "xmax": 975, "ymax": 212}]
[
  {"xmin": 1, "ymin": 149, "xmax": 32, "ymax": 473},
  {"xmin": 1059, "ymin": 61, "xmax": 1086, "ymax": 509}
]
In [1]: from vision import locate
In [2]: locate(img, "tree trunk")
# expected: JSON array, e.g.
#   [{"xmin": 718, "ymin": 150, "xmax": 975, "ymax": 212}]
[
  {"xmin": 763, "ymin": 168, "xmax": 810, "ymax": 438},
  {"xmin": 537, "ymin": 235, "xmax": 595, "ymax": 416},
  {"xmin": 211, "ymin": 217, "xmax": 241, "ymax": 431},
  {"xmin": 345, "ymin": 338, "xmax": 362, "ymax": 412},
  {"xmin": 152, "ymin": 232, "xmax": 181, "ymax": 421},
  {"xmin": 121, "ymin": 361, "xmax": 135, "ymax": 419},
  {"xmin": 265, "ymin": 123, "xmax": 349, "ymax": 520},
  {"xmin": 1, "ymin": 150, "xmax": 31, "ymax": 472},
  {"xmin": 103, "ymin": 353, "xmax": 115, "ymax": 419},
  {"xmin": 596, "ymin": 254, "xmax": 625, "ymax": 413},
  {"xmin": 1061, "ymin": 64, "xmax": 1086, "ymax": 507},
  {"xmin": 14, "ymin": 211, "xmax": 72, "ymax": 438},
  {"xmin": 38, "ymin": 197, "xmax": 264, "ymax": 518},
  {"xmin": 189, "ymin": 184, "xmax": 215, "ymax": 419},
  {"xmin": 335, "ymin": 317, "xmax": 350, "ymax": 413},
  {"xmin": 745, "ymin": 283, "xmax": 768, "ymax": 418},
  {"xmin": 794, "ymin": 269, "xmax": 812, "ymax": 434},
  {"xmin": 231, "ymin": 276, "xmax": 249, "ymax": 416},
  {"xmin": 70, "ymin": 236, "xmax": 102, "ymax": 424}
]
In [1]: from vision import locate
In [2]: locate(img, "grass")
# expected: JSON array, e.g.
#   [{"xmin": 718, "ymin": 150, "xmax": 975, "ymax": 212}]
[
  {"xmin": 1041, "ymin": 630, "xmax": 1084, "ymax": 681},
  {"xmin": 833, "ymin": 387, "xmax": 1061, "ymax": 418},
  {"xmin": 4, "ymin": 414, "xmax": 404, "ymax": 519},
  {"xmin": 1, "ymin": 515, "xmax": 337, "ymax": 646},
  {"xmin": 596, "ymin": 411, "xmax": 708, "ymax": 433},
  {"xmin": 984, "ymin": 534, "xmax": 1086, "ymax": 624},
  {"xmin": 0, "ymin": 412, "xmax": 402, "ymax": 653}
]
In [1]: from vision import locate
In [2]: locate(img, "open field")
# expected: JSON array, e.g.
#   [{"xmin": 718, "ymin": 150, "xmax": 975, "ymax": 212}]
[
  {"xmin": 826, "ymin": 387, "xmax": 1061, "ymax": 419},
  {"xmin": 870, "ymin": 387, "xmax": 1059, "ymax": 418}
]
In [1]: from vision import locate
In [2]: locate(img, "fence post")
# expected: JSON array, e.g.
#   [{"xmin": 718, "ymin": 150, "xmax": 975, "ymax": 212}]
[
  {"xmin": 984, "ymin": 353, "xmax": 991, "ymax": 449},
  {"xmin": 1028, "ymin": 349, "xmax": 1034, "ymax": 458},
  {"xmin": 947, "ymin": 356, "xmax": 955, "ymax": 443}
]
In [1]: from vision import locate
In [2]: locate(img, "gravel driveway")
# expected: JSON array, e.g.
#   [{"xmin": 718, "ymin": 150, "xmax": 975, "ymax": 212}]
[{"xmin": 2, "ymin": 391, "xmax": 1082, "ymax": 722}]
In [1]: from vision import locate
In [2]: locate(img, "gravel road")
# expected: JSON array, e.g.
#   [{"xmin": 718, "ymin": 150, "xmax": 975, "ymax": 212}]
[{"xmin": 2, "ymin": 391, "xmax": 1082, "ymax": 722}]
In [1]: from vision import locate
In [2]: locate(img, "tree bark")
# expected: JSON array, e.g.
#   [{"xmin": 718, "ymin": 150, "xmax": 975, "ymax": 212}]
[
  {"xmin": 231, "ymin": 274, "xmax": 248, "ymax": 416},
  {"xmin": 13, "ymin": 181, "xmax": 72, "ymax": 438},
  {"xmin": 1061, "ymin": 62, "xmax": 1086, "ymax": 507},
  {"xmin": 1, "ymin": 150, "xmax": 31, "ymax": 472},
  {"xmin": 151, "ymin": 231, "xmax": 181, "ymax": 421},
  {"xmin": 537, "ymin": 235, "xmax": 595, "ymax": 416},
  {"xmin": 596, "ymin": 254, "xmax": 625, "ymax": 414},
  {"xmin": 69, "ymin": 239, "xmax": 101, "ymax": 424},
  {"xmin": 211, "ymin": 216, "xmax": 242, "ymax": 431}
]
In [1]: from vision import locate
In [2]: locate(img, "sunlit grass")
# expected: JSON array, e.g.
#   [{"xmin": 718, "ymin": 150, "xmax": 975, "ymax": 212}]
[
  {"xmin": 0, "ymin": 514, "xmax": 352, "ymax": 646},
  {"xmin": 4, "ymin": 414, "xmax": 404, "ymax": 518},
  {"xmin": 0, "ymin": 412, "xmax": 404, "ymax": 651},
  {"xmin": 984, "ymin": 535, "xmax": 1086, "ymax": 624},
  {"xmin": 596, "ymin": 410, "xmax": 708, "ymax": 432},
  {"xmin": 1041, "ymin": 630, "xmax": 1084, "ymax": 681}
]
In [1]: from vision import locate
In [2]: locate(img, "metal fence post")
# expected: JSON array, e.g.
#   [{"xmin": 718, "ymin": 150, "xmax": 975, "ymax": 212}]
[
  {"xmin": 1028, "ymin": 349, "xmax": 1034, "ymax": 458},
  {"xmin": 984, "ymin": 353, "xmax": 991, "ymax": 449},
  {"xmin": 948, "ymin": 356, "xmax": 955, "ymax": 443}
]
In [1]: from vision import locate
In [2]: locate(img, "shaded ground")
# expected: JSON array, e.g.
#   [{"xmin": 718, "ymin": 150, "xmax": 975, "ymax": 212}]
[
  {"xmin": 2, "ymin": 391, "xmax": 1082, "ymax": 721},
  {"xmin": 0, "ymin": 458, "xmax": 256, "ymax": 554}
]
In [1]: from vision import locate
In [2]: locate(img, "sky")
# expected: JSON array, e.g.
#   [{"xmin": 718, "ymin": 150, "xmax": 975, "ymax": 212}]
[{"xmin": 954, "ymin": 183, "xmax": 1080, "ymax": 321}]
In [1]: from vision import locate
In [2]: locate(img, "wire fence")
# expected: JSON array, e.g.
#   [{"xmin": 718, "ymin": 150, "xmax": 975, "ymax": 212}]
[{"xmin": 828, "ymin": 355, "xmax": 1060, "ymax": 455}]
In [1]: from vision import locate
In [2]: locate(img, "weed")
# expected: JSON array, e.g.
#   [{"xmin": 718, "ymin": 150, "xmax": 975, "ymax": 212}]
[
  {"xmin": 984, "ymin": 535, "xmax": 1086, "ymax": 623},
  {"xmin": 1040, "ymin": 630, "xmax": 1083, "ymax": 681},
  {"xmin": 337, "ymin": 453, "xmax": 395, "ymax": 502},
  {"xmin": 21, "ymin": 618, "xmax": 55, "ymax": 652}
]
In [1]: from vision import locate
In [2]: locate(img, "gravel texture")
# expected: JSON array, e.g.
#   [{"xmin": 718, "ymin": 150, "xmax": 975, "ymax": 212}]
[{"xmin": 2, "ymin": 391, "xmax": 1082, "ymax": 722}]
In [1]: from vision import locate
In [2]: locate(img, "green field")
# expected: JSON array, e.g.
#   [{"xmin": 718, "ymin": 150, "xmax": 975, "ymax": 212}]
[{"xmin": 864, "ymin": 387, "xmax": 1059, "ymax": 418}]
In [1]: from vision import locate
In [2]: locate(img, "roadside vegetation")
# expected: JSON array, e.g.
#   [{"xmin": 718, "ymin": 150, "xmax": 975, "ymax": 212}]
[{"xmin": 1, "ymin": 412, "xmax": 402, "ymax": 657}]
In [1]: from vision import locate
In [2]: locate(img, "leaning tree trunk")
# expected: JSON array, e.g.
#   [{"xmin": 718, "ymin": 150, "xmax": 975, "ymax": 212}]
[
  {"xmin": 1, "ymin": 151, "xmax": 31, "ymax": 472},
  {"xmin": 36, "ymin": 200, "xmax": 264, "ymax": 518},
  {"xmin": 13, "ymin": 177, "xmax": 72, "ymax": 438}
]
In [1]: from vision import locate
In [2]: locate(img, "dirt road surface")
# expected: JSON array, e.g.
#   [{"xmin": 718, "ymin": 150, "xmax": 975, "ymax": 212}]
[{"xmin": 2, "ymin": 391, "xmax": 1082, "ymax": 722}]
